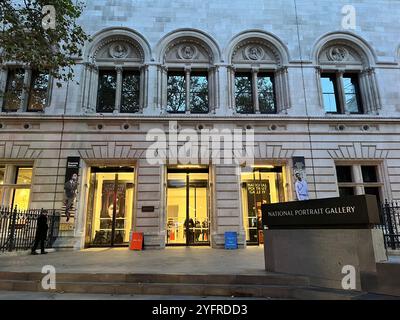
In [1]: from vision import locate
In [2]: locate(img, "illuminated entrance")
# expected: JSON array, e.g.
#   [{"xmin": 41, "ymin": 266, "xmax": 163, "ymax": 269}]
[
  {"xmin": 85, "ymin": 166, "xmax": 134, "ymax": 247},
  {"xmin": 241, "ymin": 166, "xmax": 286, "ymax": 245},
  {"xmin": 166, "ymin": 167, "xmax": 210, "ymax": 246}
]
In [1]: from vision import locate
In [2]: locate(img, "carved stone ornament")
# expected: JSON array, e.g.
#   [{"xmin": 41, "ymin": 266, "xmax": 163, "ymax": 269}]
[
  {"xmin": 244, "ymin": 45, "xmax": 264, "ymax": 61},
  {"xmin": 327, "ymin": 46, "xmax": 348, "ymax": 62},
  {"xmin": 109, "ymin": 42, "xmax": 129, "ymax": 59},
  {"xmin": 177, "ymin": 44, "xmax": 198, "ymax": 60}
]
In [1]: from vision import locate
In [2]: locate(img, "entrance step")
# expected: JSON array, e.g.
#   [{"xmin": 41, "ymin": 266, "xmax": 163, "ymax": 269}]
[{"xmin": 0, "ymin": 272, "xmax": 367, "ymax": 300}]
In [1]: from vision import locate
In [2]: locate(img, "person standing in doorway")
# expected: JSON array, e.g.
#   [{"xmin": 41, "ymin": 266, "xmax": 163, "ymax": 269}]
[
  {"xmin": 31, "ymin": 210, "xmax": 49, "ymax": 255},
  {"xmin": 64, "ymin": 173, "xmax": 78, "ymax": 222}
]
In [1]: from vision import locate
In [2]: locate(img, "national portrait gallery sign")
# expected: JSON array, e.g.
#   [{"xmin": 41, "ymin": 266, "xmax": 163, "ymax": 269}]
[{"xmin": 261, "ymin": 195, "xmax": 381, "ymax": 229}]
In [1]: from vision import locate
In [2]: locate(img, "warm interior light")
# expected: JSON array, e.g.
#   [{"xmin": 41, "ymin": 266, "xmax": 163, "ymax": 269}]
[
  {"xmin": 176, "ymin": 165, "xmax": 205, "ymax": 169},
  {"xmin": 250, "ymin": 165, "xmax": 274, "ymax": 169}
]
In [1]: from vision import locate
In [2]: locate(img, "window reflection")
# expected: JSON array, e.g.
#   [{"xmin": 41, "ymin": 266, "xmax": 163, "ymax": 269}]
[
  {"xmin": 321, "ymin": 74, "xmax": 339, "ymax": 113},
  {"xmin": 28, "ymin": 71, "xmax": 49, "ymax": 112},
  {"xmin": 343, "ymin": 74, "xmax": 362, "ymax": 114},
  {"xmin": 167, "ymin": 73, "xmax": 186, "ymax": 113},
  {"xmin": 235, "ymin": 73, "xmax": 253, "ymax": 113},
  {"xmin": 97, "ymin": 70, "xmax": 117, "ymax": 113},
  {"xmin": 258, "ymin": 74, "xmax": 276, "ymax": 114},
  {"xmin": 190, "ymin": 74, "xmax": 208, "ymax": 113},
  {"xmin": 121, "ymin": 71, "xmax": 140, "ymax": 113},
  {"xmin": 3, "ymin": 69, "xmax": 25, "ymax": 112}
]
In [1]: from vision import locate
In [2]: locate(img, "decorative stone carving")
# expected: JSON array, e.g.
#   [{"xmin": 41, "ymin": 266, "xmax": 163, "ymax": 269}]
[
  {"xmin": 232, "ymin": 39, "xmax": 279, "ymax": 64},
  {"xmin": 93, "ymin": 38, "xmax": 143, "ymax": 62},
  {"xmin": 244, "ymin": 45, "xmax": 264, "ymax": 61},
  {"xmin": 327, "ymin": 46, "xmax": 348, "ymax": 62},
  {"xmin": 177, "ymin": 44, "xmax": 198, "ymax": 60},
  {"xmin": 109, "ymin": 42, "xmax": 129, "ymax": 59},
  {"xmin": 319, "ymin": 44, "xmax": 363, "ymax": 65},
  {"xmin": 164, "ymin": 39, "xmax": 211, "ymax": 63}
]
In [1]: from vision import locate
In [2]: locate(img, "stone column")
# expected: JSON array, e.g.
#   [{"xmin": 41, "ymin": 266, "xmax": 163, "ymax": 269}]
[
  {"xmin": 282, "ymin": 66, "xmax": 291, "ymax": 112},
  {"xmin": 315, "ymin": 67, "xmax": 323, "ymax": 109},
  {"xmin": 369, "ymin": 68, "xmax": 381, "ymax": 114},
  {"xmin": 185, "ymin": 66, "xmax": 191, "ymax": 114},
  {"xmin": 88, "ymin": 65, "xmax": 99, "ymax": 113},
  {"xmin": 21, "ymin": 67, "xmax": 32, "ymax": 112},
  {"xmin": 275, "ymin": 68, "xmax": 284, "ymax": 113},
  {"xmin": 359, "ymin": 70, "xmax": 371, "ymax": 114},
  {"xmin": 251, "ymin": 67, "xmax": 259, "ymax": 113},
  {"xmin": 144, "ymin": 63, "xmax": 158, "ymax": 114},
  {"xmin": 114, "ymin": 66, "xmax": 123, "ymax": 113},
  {"xmin": 336, "ymin": 71, "xmax": 346, "ymax": 114},
  {"xmin": 228, "ymin": 66, "xmax": 236, "ymax": 112},
  {"xmin": 160, "ymin": 65, "xmax": 168, "ymax": 113},
  {"xmin": 0, "ymin": 67, "xmax": 7, "ymax": 111}
]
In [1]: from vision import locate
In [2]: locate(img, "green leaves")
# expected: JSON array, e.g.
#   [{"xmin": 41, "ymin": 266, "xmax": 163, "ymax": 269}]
[{"xmin": 0, "ymin": 0, "xmax": 90, "ymax": 87}]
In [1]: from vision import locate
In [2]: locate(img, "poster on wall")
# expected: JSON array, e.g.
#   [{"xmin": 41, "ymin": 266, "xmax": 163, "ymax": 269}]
[
  {"xmin": 62, "ymin": 156, "xmax": 80, "ymax": 223},
  {"xmin": 292, "ymin": 156, "xmax": 309, "ymax": 201}
]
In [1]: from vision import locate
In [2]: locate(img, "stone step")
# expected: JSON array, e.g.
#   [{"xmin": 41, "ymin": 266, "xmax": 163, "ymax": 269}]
[
  {"xmin": 0, "ymin": 279, "xmax": 361, "ymax": 300},
  {"xmin": 0, "ymin": 272, "xmax": 310, "ymax": 286}
]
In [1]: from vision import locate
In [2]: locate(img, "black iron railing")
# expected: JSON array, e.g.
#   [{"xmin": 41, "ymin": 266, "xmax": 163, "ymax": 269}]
[
  {"xmin": 376, "ymin": 200, "xmax": 400, "ymax": 250},
  {"xmin": 0, "ymin": 207, "xmax": 60, "ymax": 253}
]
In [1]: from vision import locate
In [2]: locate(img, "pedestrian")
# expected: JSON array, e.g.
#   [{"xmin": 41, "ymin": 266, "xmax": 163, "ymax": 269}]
[{"xmin": 31, "ymin": 210, "xmax": 49, "ymax": 255}]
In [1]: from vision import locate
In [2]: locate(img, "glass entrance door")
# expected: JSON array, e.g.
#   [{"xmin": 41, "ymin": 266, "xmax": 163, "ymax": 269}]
[
  {"xmin": 166, "ymin": 168, "xmax": 209, "ymax": 246},
  {"xmin": 85, "ymin": 167, "xmax": 134, "ymax": 247},
  {"xmin": 241, "ymin": 166, "xmax": 286, "ymax": 245}
]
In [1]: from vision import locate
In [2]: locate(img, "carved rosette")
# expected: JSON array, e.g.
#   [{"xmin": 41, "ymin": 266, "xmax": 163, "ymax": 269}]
[
  {"xmin": 326, "ymin": 46, "xmax": 349, "ymax": 62},
  {"xmin": 177, "ymin": 44, "xmax": 198, "ymax": 60},
  {"xmin": 109, "ymin": 42, "xmax": 130, "ymax": 59},
  {"xmin": 244, "ymin": 45, "xmax": 265, "ymax": 61}
]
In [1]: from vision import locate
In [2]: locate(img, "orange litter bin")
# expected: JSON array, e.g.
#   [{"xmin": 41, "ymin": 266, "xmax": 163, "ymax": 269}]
[{"xmin": 130, "ymin": 232, "xmax": 144, "ymax": 250}]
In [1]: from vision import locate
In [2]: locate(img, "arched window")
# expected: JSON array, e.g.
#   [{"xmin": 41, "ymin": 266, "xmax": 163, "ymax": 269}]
[
  {"xmin": 157, "ymin": 31, "xmax": 220, "ymax": 114},
  {"xmin": 314, "ymin": 34, "xmax": 381, "ymax": 114},
  {"xmin": 228, "ymin": 32, "xmax": 290, "ymax": 114},
  {"xmin": 82, "ymin": 29, "xmax": 149, "ymax": 114}
]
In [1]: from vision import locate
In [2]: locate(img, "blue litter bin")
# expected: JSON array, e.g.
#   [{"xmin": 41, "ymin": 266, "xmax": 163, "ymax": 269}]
[{"xmin": 224, "ymin": 231, "xmax": 238, "ymax": 249}]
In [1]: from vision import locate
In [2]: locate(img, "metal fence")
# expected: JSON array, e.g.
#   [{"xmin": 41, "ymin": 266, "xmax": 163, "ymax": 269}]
[
  {"xmin": 377, "ymin": 200, "xmax": 400, "ymax": 250},
  {"xmin": 0, "ymin": 207, "xmax": 61, "ymax": 253}
]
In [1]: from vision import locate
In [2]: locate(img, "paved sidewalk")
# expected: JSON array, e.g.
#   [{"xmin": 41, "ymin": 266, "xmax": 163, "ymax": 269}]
[{"xmin": 0, "ymin": 247, "xmax": 266, "ymax": 275}]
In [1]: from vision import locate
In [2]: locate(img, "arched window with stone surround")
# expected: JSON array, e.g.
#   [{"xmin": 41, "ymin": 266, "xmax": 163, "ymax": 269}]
[
  {"xmin": 314, "ymin": 33, "xmax": 381, "ymax": 115},
  {"xmin": 156, "ymin": 30, "xmax": 220, "ymax": 114},
  {"xmin": 227, "ymin": 32, "xmax": 291, "ymax": 114},
  {"xmin": 81, "ymin": 28, "xmax": 150, "ymax": 114}
]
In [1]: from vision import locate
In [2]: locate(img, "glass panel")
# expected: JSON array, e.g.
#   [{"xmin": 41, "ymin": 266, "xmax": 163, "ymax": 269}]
[
  {"xmin": 189, "ymin": 74, "xmax": 208, "ymax": 113},
  {"xmin": 362, "ymin": 166, "xmax": 378, "ymax": 183},
  {"xmin": 121, "ymin": 71, "xmax": 140, "ymax": 113},
  {"xmin": 27, "ymin": 70, "xmax": 49, "ymax": 111},
  {"xmin": 16, "ymin": 167, "xmax": 32, "ymax": 184},
  {"xmin": 12, "ymin": 188, "xmax": 30, "ymax": 210},
  {"xmin": 364, "ymin": 187, "xmax": 381, "ymax": 204},
  {"xmin": 167, "ymin": 73, "xmax": 186, "ymax": 113},
  {"xmin": 188, "ymin": 172, "xmax": 209, "ymax": 245},
  {"xmin": 88, "ymin": 170, "xmax": 134, "ymax": 246},
  {"xmin": 166, "ymin": 173, "xmax": 187, "ymax": 245},
  {"xmin": 3, "ymin": 68, "xmax": 25, "ymax": 112},
  {"xmin": 336, "ymin": 166, "xmax": 353, "ymax": 183},
  {"xmin": 235, "ymin": 74, "xmax": 253, "ymax": 113},
  {"xmin": 343, "ymin": 75, "xmax": 362, "ymax": 114},
  {"xmin": 258, "ymin": 74, "xmax": 276, "ymax": 114},
  {"xmin": 339, "ymin": 187, "xmax": 355, "ymax": 197},
  {"xmin": 321, "ymin": 75, "xmax": 339, "ymax": 113},
  {"xmin": 0, "ymin": 166, "xmax": 4, "ymax": 185},
  {"xmin": 241, "ymin": 167, "xmax": 285, "ymax": 245},
  {"xmin": 97, "ymin": 70, "xmax": 117, "ymax": 113}
]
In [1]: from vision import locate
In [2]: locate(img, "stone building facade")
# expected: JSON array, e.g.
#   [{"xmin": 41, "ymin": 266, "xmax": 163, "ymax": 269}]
[{"xmin": 0, "ymin": 0, "xmax": 399, "ymax": 249}]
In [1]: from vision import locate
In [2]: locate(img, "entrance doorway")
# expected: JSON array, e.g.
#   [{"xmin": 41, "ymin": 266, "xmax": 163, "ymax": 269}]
[
  {"xmin": 85, "ymin": 166, "xmax": 134, "ymax": 247},
  {"xmin": 166, "ymin": 167, "xmax": 210, "ymax": 246},
  {"xmin": 241, "ymin": 166, "xmax": 286, "ymax": 246}
]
